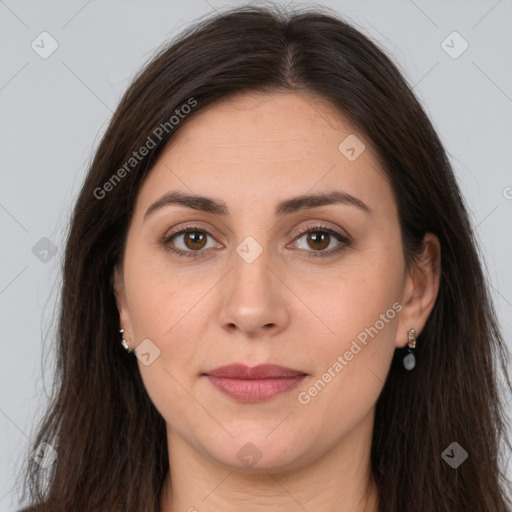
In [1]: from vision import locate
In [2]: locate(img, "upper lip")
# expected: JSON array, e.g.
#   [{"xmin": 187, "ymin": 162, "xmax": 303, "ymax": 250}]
[{"xmin": 204, "ymin": 364, "xmax": 307, "ymax": 379}]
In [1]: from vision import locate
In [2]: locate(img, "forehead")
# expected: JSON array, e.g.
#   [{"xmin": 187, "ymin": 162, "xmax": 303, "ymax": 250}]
[
  {"xmin": 135, "ymin": 91, "xmax": 395, "ymax": 220},
  {"xmin": 170, "ymin": 91, "xmax": 357, "ymax": 160}
]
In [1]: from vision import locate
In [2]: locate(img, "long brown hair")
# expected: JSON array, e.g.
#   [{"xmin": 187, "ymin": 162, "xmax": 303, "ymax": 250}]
[{"xmin": 17, "ymin": 4, "xmax": 511, "ymax": 511}]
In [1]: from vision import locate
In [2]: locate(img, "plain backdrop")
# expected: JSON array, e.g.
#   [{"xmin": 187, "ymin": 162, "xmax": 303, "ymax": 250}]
[{"xmin": 0, "ymin": 0, "xmax": 511, "ymax": 509}]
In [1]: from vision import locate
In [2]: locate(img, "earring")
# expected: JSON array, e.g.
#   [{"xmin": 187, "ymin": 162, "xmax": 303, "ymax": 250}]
[
  {"xmin": 403, "ymin": 328, "xmax": 416, "ymax": 370},
  {"xmin": 119, "ymin": 329, "xmax": 133, "ymax": 353}
]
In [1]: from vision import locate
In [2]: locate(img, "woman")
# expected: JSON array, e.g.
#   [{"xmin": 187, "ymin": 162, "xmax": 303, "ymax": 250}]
[{"xmin": 18, "ymin": 4, "xmax": 511, "ymax": 511}]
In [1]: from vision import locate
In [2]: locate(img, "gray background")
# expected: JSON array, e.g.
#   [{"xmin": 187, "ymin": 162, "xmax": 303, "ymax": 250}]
[{"xmin": 1, "ymin": 0, "xmax": 511, "ymax": 509}]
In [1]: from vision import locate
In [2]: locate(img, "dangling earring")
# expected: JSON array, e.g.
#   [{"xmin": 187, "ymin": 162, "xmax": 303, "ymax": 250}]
[
  {"xmin": 403, "ymin": 328, "xmax": 416, "ymax": 370},
  {"xmin": 119, "ymin": 329, "xmax": 133, "ymax": 353}
]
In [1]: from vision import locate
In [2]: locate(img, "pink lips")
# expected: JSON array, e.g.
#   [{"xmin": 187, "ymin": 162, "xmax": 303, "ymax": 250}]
[{"xmin": 204, "ymin": 364, "xmax": 307, "ymax": 403}]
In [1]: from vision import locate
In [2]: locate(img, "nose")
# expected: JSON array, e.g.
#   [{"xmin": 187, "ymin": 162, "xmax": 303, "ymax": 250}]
[{"xmin": 216, "ymin": 246, "xmax": 291, "ymax": 339}]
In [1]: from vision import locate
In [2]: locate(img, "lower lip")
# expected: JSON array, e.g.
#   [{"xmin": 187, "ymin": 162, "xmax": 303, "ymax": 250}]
[{"xmin": 206, "ymin": 375, "xmax": 306, "ymax": 403}]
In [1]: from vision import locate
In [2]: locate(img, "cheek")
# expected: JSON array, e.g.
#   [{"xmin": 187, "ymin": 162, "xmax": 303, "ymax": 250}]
[
  {"xmin": 122, "ymin": 250, "xmax": 207, "ymax": 430},
  {"xmin": 304, "ymin": 240, "xmax": 403, "ymax": 353},
  {"xmin": 295, "ymin": 289, "xmax": 399, "ymax": 444},
  {"xmin": 122, "ymin": 247, "xmax": 208, "ymax": 390},
  {"xmin": 123, "ymin": 242, "xmax": 196, "ymax": 340},
  {"xmin": 296, "ymin": 238, "xmax": 403, "ymax": 411}
]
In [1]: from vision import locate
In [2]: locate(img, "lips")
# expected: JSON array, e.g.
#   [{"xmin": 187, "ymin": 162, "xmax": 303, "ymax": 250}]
[
  {"xmin": 205, "ymin": 363, "xmax": 307, "ymax": 379},
  {"xmin": 203, "ymin": 364, "xmax": 307, "ymax": 403}
]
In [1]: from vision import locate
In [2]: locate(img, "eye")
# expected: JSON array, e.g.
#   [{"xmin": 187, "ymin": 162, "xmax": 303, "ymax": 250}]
[
  {"xmin": 290, "ymin": 224, "xmax": 350, "ymax": 257},
  {"xmin": 160, "ymin": 223, "xmax": 351, "ymax": 259},
  {"xmin": 161, "ymin": 225, "xmax": 220, "ymax": 258}
]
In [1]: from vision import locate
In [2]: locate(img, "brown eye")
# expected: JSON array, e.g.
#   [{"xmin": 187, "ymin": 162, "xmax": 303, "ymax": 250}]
[
  {"xmin": 182, "ymin": 231, "xmax": 207, "ymax": 250},
  {"xmin": 305, "ymin": 232, "xmax": 330, "ymax": 251},
  {"xmin": 162, "ymin": 224, "xmax": 349, "ymax": 259},
  {"xmin": 292, "ymin": 225, "xmax": 350, "ymax": 258},
  {"xmin": 163, "ymin": 227, "xmax": 219, "ymax": 257}
]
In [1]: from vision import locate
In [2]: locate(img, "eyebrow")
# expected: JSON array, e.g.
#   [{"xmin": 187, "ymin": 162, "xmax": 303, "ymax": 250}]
[{"xmin": 144, "ymin": 189, "xmax": 371, "ymax": 220}]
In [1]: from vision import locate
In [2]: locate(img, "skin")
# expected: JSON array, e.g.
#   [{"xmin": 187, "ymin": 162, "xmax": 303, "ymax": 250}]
[{"xmin": 113, "ymin": 91, "xmax": 441, "ymax": 512}]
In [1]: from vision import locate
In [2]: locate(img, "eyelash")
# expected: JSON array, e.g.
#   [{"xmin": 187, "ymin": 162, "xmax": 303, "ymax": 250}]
[{"xmin": 159, "ymin": 223, "xmax": 351, "ymax": 259}]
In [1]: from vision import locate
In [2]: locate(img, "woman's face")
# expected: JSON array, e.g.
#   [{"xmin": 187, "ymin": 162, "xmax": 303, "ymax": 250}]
[{"xmin": 114, "ymin": 91, "xmax": 434, "ymax": 472}]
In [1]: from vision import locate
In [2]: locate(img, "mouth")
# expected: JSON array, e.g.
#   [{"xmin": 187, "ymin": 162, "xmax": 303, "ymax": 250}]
[{"xmin": 203, "ymin": 364, "xmax": 308, "ymax": 403}]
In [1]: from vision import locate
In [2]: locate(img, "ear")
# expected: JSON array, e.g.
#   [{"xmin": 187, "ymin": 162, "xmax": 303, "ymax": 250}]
[
  {"xmin": 395, "ymin": 233, "xmax": 441, "ymax": 348},
  {"xmin": 112, "ymin": 264, "xmax": 133, "ymax": 347}
]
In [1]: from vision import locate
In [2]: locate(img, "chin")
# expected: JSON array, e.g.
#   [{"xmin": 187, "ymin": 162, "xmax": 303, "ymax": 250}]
[{"xmin": 202, "ymin": 433, "xmax": 315, "ymax": 473}]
